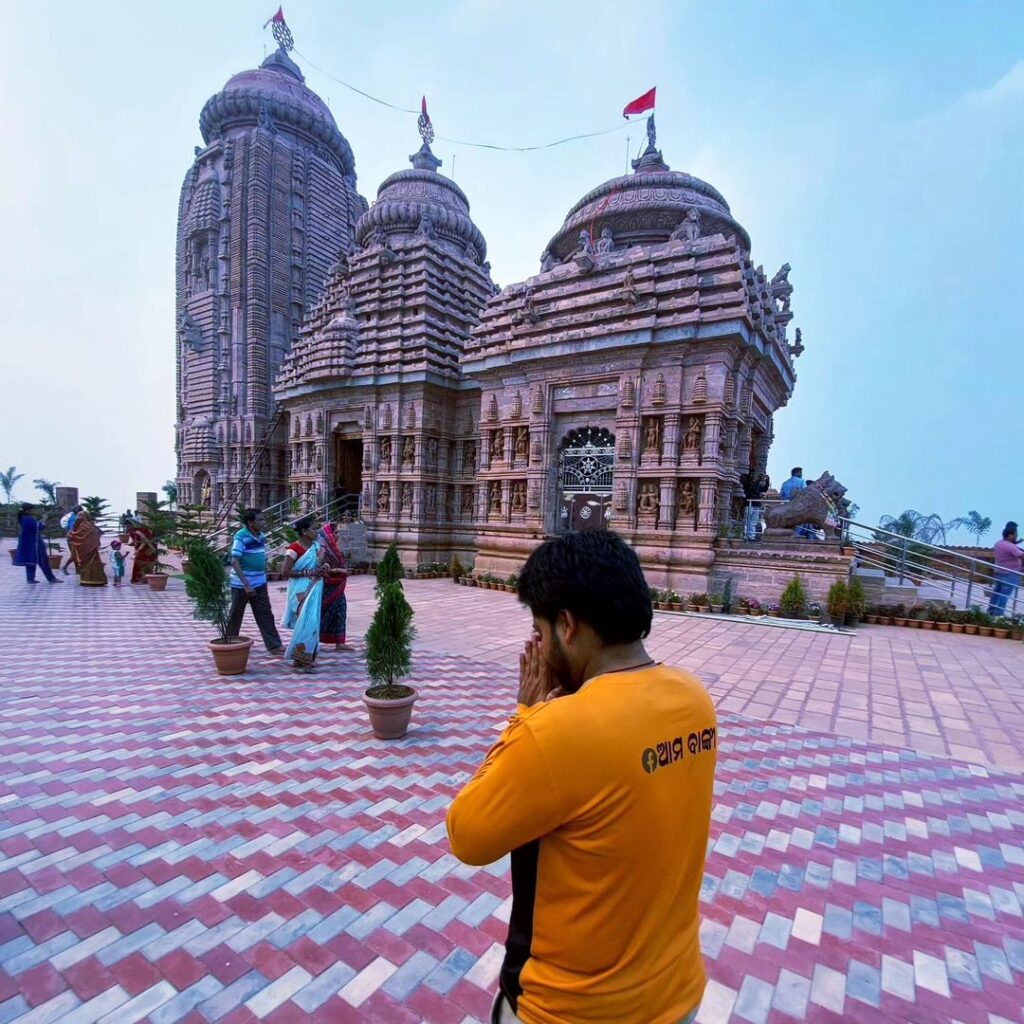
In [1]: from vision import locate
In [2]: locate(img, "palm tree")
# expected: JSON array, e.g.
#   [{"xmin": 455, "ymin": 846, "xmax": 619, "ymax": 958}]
[
  {"xmin": 878, "ymin": 510, "xmax": 952, "ymax": 545},
  {"xmin": 162, "ymin": 480, "xmax": 179, "ymax": 508},
  {"xmin": 0, "ymin": 466, "xmax": 23, "ymax": 504},
  {"xmin": 948, "ymin": 510, "xmax": 992, "ymax": 546},
  {"xmin": 32, "ymin": 478, "xmax": 60, "ymax": 505}
]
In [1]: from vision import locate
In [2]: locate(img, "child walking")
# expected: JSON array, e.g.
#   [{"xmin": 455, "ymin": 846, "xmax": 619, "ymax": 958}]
[{"xmin": 109, "ymin": 539, "xmax": 126, "ymax": 586}]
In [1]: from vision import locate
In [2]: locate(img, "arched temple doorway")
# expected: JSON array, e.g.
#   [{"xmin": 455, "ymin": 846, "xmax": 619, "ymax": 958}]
[{"xmin": 557, "ymin": 426, "xmax": 615, "ymax": 532}]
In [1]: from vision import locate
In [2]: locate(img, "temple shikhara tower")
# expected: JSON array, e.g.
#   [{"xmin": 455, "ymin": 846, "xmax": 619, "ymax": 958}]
[{"xmin": 175, "ymin": 39, "xmax": 804, "ymax": 589}]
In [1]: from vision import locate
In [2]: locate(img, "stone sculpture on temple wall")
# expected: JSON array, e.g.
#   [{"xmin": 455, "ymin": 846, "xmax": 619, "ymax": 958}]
[
  {"xmin": 620, "ymin": 377, "xmax": 636, "ymax": 408},
  {"xmin": 377, "ymin": 481, "xmax": 391, "ymax": 513},
  {"xmin": 677, "ymin": 480, "xmax": 697, "ymax": 518},
  {"xmin": 514, "ymin": 427, "xmax": 529, "ymax": 461},
  {"xmin": 401, "ymin": 483, "xmax": 413, "ymax": 514},
  {"xmin": 379, "ymin": 436, "xmax": 392, "ymax": 467},
  {"xmin": 462, "ymin": 485, "xmax": 474, "ymax": 515},
  {"xmin": 382, "ymin": 404, "xmax": 392, "ymax": 429},
  {"xmin": 463, "ymin": 440, "xmax": 476, "ymax": 472},
  {"xmin": 402, "ymin": 436, "xmax": 415, "ymax": 467},
  {"xmin": 683, "ymin": 416, "xmax": 703, "ymax": 452},
  {"xmin": 618, "ymin": 434, "xmax": 632, "ymax": 461},
  {"xmin": 405, "ymin": 404, "xmax": 416, "ymax": 428},
  {"xmin": 487, "ymin": 394, "xmax": 499, "ymax": 421},
  {"xmin": 770, "ymin": 263, "xmax": 793, "ymax": 313},
  {"xmin": 621, "ymin": 269, "xmax": 639, "ymax": 306},
  {"xmin": 670, "ymin": 208, "xmax": 701, "ymax": 244},
  {"xmin": 789, "ymin": 327, "xmax": 805, "ymax": 358},
  {"xmin": 692, "ymin": 370, "xmax": 708, "ymax": 404},
  {"xmin": 527, "ymin": 481, "xmax": 540, "ymax": 509},
  {"xmin": 489, "ymin": 481, "xmax": 503, "ymax": 514},
  {"xmin": 417, "ymin": 210, "xmax": 436, "ymax": 239},
  {"xmin": 652, "ymin": 373, "xmax": 667, "ymax": 406},
  {"xmin": 425, "ymin": 486, "xmax": 436, "ymax": 514},
  {"xmin": 530, "ymin": 436, "xmax": 542, "ymax": 462},
  {"xmin": 642, "ymin": 416, "xmax": 662, "ymax": 454},
  {"xmin": 596, "ymin": 227, "xmax": 616, "ymax": 254},
  {"xmin": 178, "ymin": 312, "xmax": 203, "ymax": 350},
  {"xmin": 512, "ymin": 391, "xmax": 523, "ymax": 418},
  {"xmin": 637, "ymin": 481, "xmax": 660, "ymax": 516},
  {"xmin": 532, "ymin": 387, "xmax": 543, "ymax": 415},
  {"xmin": 511, "ymin": 481, "xmax": 527, "ymax": 514},
  {"xmin": 615, "ymin": 481, "xmax": 627, "ymax": 511},
  {"xmin": 490, "ymin": 429, "xmax": 504, "ymax": 461}
]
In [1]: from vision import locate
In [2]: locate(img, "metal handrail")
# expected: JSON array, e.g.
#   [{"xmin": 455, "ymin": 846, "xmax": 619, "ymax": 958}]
[{"xmin": 839, "ymin": 517, "xmax": 1018, "ymax": 617}]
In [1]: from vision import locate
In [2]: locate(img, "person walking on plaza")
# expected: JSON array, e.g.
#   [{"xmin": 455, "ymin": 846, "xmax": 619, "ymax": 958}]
[
  {"xmin": 228, "ymin": 509, "xmax": 284, "ymax": 653},
  {"xmin": 14, "ymin": 505, "xmax": 61, "ymax": 585},
  {"xmin": 447, "ymin": 530, "xmax": 716, "ymax": 1024},
  {"xmin": 281, "ymin": 515, "xmax": 323, "ymax": 671},
  {"xmin": 59, "ymin": 504, "xmax": 83, "ymax": 575},
  {"xmin": 108, "ymin": 539, "xmax": 127, "ymax": 587},
  {"xmin": 987, "ymin": 521, "xmax": 1023, "ymax": 617},
  {"xmin": 67, "ymin": 510, "xmax": 107, "ymax": 587},
  {"xmin": 317, "ymin": 521, "xmax": 354, "ymax": 651}
]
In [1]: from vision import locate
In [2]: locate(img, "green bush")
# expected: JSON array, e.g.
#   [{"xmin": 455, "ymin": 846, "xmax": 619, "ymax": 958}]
[
  {"xmin": 780, "ymin": 576, "xmax": 808, "ymax": 618},
  {"xmin": 827, "ymin": 581, "xmax": 849, "ymax": 619},
  {"xmin": 185, "ymin": 540, "xmax": 231, "ymax": 640},
  {"xmin": 846, "ymin": 577, "xmax": 866, "ymax": 618},
  {"xmin": 375, "ymin": 544, "xmax": 404, "ymax": 595},
  {"xmin": 365, "ymin": 580, "xmax": 416, "ymax": 699}
]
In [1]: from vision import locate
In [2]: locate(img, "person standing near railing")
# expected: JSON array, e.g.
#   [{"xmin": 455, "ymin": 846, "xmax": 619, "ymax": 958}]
[{"xmin": 987, "ymin": 521, "xmax": 1023, "ymax": 617}]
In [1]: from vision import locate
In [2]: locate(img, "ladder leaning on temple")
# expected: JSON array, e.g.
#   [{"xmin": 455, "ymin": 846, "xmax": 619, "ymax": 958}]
[{"xmin": 207, "ymin": 403, "xmax": 287, "ymax": 538}]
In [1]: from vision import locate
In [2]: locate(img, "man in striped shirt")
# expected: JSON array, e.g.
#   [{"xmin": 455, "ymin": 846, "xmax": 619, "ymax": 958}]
[{"xmin": 227, "ymin": 509, "xmax": 284, "ymax": 653}]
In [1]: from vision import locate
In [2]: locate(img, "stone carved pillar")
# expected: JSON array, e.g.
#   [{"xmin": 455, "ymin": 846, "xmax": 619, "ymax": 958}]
[
  {"xmin": 663, "ymin": 413, "xmax": 680, "ymax": 465},
  {"xmin": 698, "ymin": 478, "xmax": 717, "ymax": 531},
  {"xmin": 658, "ymin": 478, "xmax": 676, "ymax": 530},
  {"xmin": 702, "ymin": 412, "xmax": 722, "ymax": 464}
]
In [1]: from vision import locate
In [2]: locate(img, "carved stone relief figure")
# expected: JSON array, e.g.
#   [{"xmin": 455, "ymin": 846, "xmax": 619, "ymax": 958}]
[
  {"xmin": 377, "ymin": 482, "xmax": 391, "ymax": 513},
  {"xmin": 621, "ymin": 269, "xmax": 639, "ymax": 306},
  {"xmin": 770, "ymin": 263, "xmax": 793, "ymax": 312},
  {"xmin": 402, "ymin": 436, "xmax": 415, "ymax": 467},
  {"xmin": 514, "ymin": 427, "xmax": 529, "ymax": 460},
  {"xmin": 683, "ymin": 416, "xmax": 703, "ymax": 451},
  {"xmin": 463, "ymin": 440, "xmax": 477, "ymax": 472},
  {"xmin": 511, "ymin": 481, "xmax": 527, "ymax": 513},
  {"xmin": 461, "ymin": 485, "xmax": 474, "ymax": 514},
  {"xmin": 490, "ymin": 429, "xmax": 504, "ymax": 460},
  {"xmin": 637, "ymin": 481, "xmax": 660, "ymax": 515},
  {"xmin": 401, "ymin": 483, "xmax": 413, "ymax": 514},
  {"xmin": 379, "ymin": 436, "xmax": 392, "ymax": 467},
  {"xmin": 489, "ymin": 480, "xmax": 503, "ymax": 514},
  {"xmin": 677, "ymin": 480, "xmax": 697, "ymax": 517},
  {"xmin": 670, "ymin": 208, "xmax": 701, "ymax": 243},
  {"xmin": 427, "ymin": 438, "xmax": 439, "ymax": 468},
  {"xmin": 596, "ymin": 227, "xmax": 615, "ymax": 254},
  {"xmin": 425, "ymin": 486, "xmax": 436, "ymax": 514},
  {"xmin": 642, "ymin": 416, "xmax": 662, "ymax": 453}
]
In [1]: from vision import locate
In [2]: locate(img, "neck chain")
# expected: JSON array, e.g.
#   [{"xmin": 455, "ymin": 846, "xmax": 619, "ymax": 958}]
[{"xmin": 598, "ymin": 658, "xmax": 657, "ymax": 677}]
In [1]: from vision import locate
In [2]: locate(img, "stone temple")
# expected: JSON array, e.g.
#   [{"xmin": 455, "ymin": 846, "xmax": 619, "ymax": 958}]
[{"xmin": 175, "ymin": 46, "xmax": 803, "ymax": 589}]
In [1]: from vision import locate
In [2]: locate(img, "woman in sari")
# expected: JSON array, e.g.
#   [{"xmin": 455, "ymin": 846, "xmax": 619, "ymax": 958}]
[
  {"xmin": 128, "ymin": 520, "xmax": 158, "ymax": 583},
  {"xmin": 318, "ymin": 522, "xmax": 353, "ymax": 651},
  {"xmin": 282, "ymin": 517, "xmax": 324, "ymax": 671},
  {"xmin": 67, "ymin": 512, "xmax": 107, "ymax": 587}
]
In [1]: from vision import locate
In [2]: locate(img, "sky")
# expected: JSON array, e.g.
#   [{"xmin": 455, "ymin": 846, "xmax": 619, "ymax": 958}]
[{"xmin": 1, "ymin": 0, "xmax": 1020, "ymax": 540}]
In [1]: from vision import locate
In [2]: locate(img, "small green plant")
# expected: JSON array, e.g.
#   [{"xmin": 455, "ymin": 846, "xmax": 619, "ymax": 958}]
[
  {"xmin": 375, "ymin": 544, "xmax": 404, "ymax": 594},
  {"xmin": 722, "ymin": 577, "xmax": 734, "ymax": 613},
  {"xmin": 846, "ymin": 577, "xmax": 866, "ymax": 620},
  {"xmin": 365, "ymin": 577, "xmax": 416, "ymax": 699},
  {"xmin": 450, "ymin": 554, "xmax": 465, "ymax": 579},
  {"xmin": 82, "ymin": 496, "xmax": 113, "ymax": 533},
  {"xmin": 184, "ymin": 539, "xmax": 232, "ymax": 640},
  {"xmin": 827, "ymin": 581, "xmax": 849, "ymax": 622},
  {"xmin": 690, "ymin": 592, "xmax": 709, "ymax": 607},
  {"xmin": 138, "ymin": 499, "xmax": 176, "ymax": 574},
  {"xmin": 779, "ymin": 576, "xmax": 808, "ymax": 618}
]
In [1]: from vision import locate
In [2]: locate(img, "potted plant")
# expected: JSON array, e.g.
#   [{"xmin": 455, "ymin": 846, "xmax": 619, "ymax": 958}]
[
  {"xmin": 709, "ymin": 592, "xmax": 724, "ymax": 614},
  {"xmin": 950, "ymin": 611, "xmax": 966, "ymax": 634},
  {"xmin": 846, "ymin": 578, "xmax": 866, "ymax": 628},
  {"xmin": 992, "ymin": 617, "xmax": 1011, "ymax": 640},
  {"xmin": 779, "ymin": 576, "xmax": 808, "ymax": 620},
  {"xmin": 764, "ymin": 601, "xmax": 781, "ymax": 617},
  {"xmin": 892, "ymin": 603, "xmax": 908, "ymax": 628},
  {"xmin": 1009, "ymin": 615, "xmax": 1024, "ymax": 642},
  {"xmin": 506, "ymin": 574, "xmax": 518, "ymax": 593},
  {"xmin": 808, "ymin": 602, "xmax": 824, "ymax": 624},
  {"xmin": 185, "ymin": 539, "xmax": 253, "ymax": 675},
  {"xmin": 686, "ymin": 592, "xmax": 701, "ymax": 612},
  {"xmin": 827, "ymin": 581, "xmax": 849, "ymax": 629},
  {"xmin": 669, "ymin": 591, "xmax": 681, "ymax": 610},
  {"xmin": 933, "ymin": 606, "xmax": 951, "ymax": 632},
  {"xmin": 139, "ymin": 499, "xmax": 175, "ymax": 591},
  {"xmin": 172, "ymin": 504, "xmax": 204, "ymax": 571},
  {"xmin": 363, "ymin": 543, "xmax": 418, "ymax": 739}
]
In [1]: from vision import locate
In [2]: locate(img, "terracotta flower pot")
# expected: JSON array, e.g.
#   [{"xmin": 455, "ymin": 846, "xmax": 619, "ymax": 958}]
[
  {"xmin": 979, "ymin": 626, "xmax": 994, "ymax": 638},
  {"xmin": 687, "ymin": 603, "xmax": 699, "ymax": 612},
  {"xmin": 893, "ymin": 618, "xmax": 908, "ymax": 627},
  {"xmin": 208, "ymin": 636, "xmax": 253, "ymax": 675},
  {"xmin": 920, "ymin": 621, "xmax": 934, "ymax": 630},
  {"xmin": 993, "ymin": 628, "xmax": 1010, "ymax": 640},
  {"xmin": 363, "ymin": 686, "xmax": 418, "ymax": 739},
  {"xmin": 48, "ymin": 554, "xmax": 63, "ymax": 570},
  {"xmin": 710, "ymin": 604, "xmax": 723, "ymax": 614},
  {"xmin": 181, "ymin": 560, "xmax": 192, "ymax": 576},
  {"xmin": 964, "ymin": 624, "xmax": 978, "ymax": 635},
  {"xmin": 951, "ymin": 623, "xmax": 965, "ymax": 634},
  {"xmin": 145, "ymin": 574, "xmax": 168, "ymax": 591},
  {"xmin": 936, "ymin": 622, "xmax": 951, "ymax": 632}
]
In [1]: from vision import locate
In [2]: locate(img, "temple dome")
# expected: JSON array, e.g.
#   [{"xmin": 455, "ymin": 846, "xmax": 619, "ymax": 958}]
[
  {"xmin": 543, "ymin": 127, "xmax": 750, "ymax": 262},
  {"xmin": 199, "ymin": 47, "xmax": 355, "ymax": 179},
  {"xmin": 354, "ymin": 140, "xmax": 487, "ymax": 263}
]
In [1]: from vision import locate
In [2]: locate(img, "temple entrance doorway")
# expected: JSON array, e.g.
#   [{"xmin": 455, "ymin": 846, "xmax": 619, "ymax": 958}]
[
  {"xmin": 334, "ymin": 437, "xmax": 363, "ymax": 501},
  {"xmin": 557, "ymin": 426, "xmax": 614, "ymax": 533}
]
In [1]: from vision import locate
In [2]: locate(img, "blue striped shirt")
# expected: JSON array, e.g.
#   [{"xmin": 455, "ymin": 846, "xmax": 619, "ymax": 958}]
[{"xmin": 230, "ymin": 527, "xmax": 267, "ymax": 589}]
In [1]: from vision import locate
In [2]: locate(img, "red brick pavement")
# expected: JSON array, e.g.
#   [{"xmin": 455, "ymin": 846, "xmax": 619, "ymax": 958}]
[{"xmin": 0, "ymin": 567, "xmax": 1021, "ymax": 1023}]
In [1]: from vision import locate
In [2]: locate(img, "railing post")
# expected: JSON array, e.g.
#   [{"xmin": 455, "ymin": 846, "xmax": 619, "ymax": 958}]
[
  {"xmin": 965, "ymin": 564, "xmax": 974, "ymax": 610},
  {"xmin": 898, "ymin": 537, "xmax": 908, "ymax": 585}
]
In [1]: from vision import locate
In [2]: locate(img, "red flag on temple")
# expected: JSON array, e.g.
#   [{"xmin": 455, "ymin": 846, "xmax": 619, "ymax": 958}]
[
  {"xmin": 622, "ymin": 87, "xmax": 656, "ymax": 119},
  {"xmin": 264, "ymin": 7, "xmax": 285, "ymax": 27}
]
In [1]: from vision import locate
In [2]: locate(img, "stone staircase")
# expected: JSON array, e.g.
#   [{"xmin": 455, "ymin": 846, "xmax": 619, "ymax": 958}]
[{"xmin": 852, "ymin": 566, "xmax": 919, "ymax": 608}]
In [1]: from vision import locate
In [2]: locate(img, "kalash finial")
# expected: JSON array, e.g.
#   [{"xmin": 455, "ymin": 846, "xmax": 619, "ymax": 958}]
[
  {"xmin": 631, "ymin": 112, "xmax": 669, "ymax": 173},
  {"xmin": 263, "ymin": 7, "xmax": 294, "ymax": 51},
  {"xmin": 410, "ymin": 96, "xmax": 442, "ymax": 172}
]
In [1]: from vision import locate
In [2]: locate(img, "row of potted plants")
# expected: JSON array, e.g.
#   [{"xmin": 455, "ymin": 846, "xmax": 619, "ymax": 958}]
[
  {"xmin": 863, "ymin": 603, "xmax": 1023, "ymax": 639},
  {"xmin": 458, "ymin": 572, "xmax": 519, "ymax": 592}
]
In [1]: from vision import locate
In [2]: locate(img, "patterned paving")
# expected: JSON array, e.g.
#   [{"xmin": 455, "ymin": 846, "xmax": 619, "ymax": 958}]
[{"xmin": 0, "ymin": 567, "xmax": 1022, "ymax": 1023}]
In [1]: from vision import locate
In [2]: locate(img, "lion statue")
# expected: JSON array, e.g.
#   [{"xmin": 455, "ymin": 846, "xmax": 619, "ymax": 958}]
[{"xmin": 763, "ymin": 471, "xmax": 849, "ymax": 534}]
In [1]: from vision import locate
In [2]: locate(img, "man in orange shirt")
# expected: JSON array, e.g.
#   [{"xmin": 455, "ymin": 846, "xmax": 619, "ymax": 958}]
[{"xmin": 447, "ymin": 530, "xmax": 717, "ymax": 1024}]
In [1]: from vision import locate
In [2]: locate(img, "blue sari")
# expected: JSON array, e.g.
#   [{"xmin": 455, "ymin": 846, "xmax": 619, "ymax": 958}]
[{"xmin": 284, "ymin": 543, "xmax": 323, "ymax": 667}]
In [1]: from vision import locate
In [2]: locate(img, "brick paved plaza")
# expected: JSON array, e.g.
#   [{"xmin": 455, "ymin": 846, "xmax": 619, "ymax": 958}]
[{"xmin": 1, "ymin": 568, "xmax": 1023, "ymax": 1023}]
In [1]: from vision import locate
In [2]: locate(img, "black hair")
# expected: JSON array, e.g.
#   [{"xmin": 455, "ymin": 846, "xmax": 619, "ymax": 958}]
[
  {"xmin": 791, "ymin": 467, "xmax": 802, "ymax": 477},
  {"xmin": 294, "ymin": 514, "xmax": 316, "ymax": 533},
  {"xmin": 517, "ymin": 530, "xmax": 652, "ymax": 644},
  {"xmin": 241, "ymin": 508, "xmax": 262, "ymax": 527},
  {"xmin": 1004, "ymin": 521, "xmax": 1018, "ymax": 539}
]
